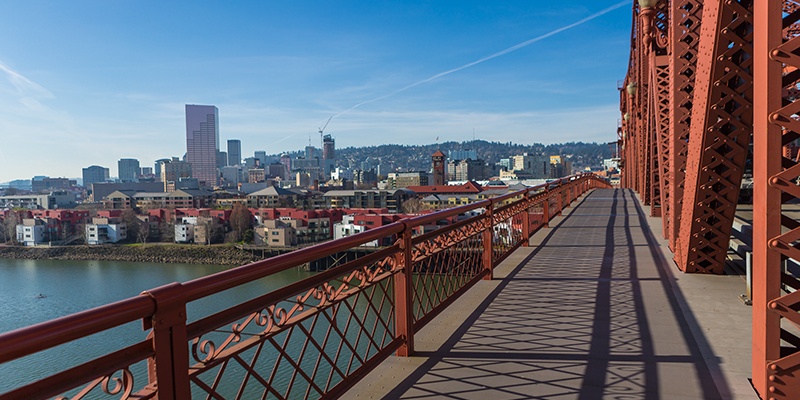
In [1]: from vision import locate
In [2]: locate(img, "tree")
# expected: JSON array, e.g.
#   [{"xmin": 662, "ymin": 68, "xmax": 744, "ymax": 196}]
[
  {"xmin": 230, "ymin": 203, "xmax": 252, "ymax": 241},
  {"xmin": 3, "ymin": 212, "xmax": 20, "ymax": 245},
  {"xmin": 242, "ymin": 229, "xmax": 254, "ymax": 244},
  {"xmin": 136, "ymin": 218, "xmax": 150, "ymax": 246},
  {"xmin": 120, "ymin": 209, "xmax": 141, "ymax": 244},
  {"xmin": 401, "ymin": 198, "xmax": 424, "ymax": 214},
  {"xmin": 196, "ymin": 217, "xmax": 221, "ymax": 245},
  {"xmin": 160, "ymin": 219, "xmax": 175, "ymax": 243}
]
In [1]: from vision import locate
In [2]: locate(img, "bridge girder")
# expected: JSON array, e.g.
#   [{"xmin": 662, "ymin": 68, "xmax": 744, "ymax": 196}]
[{"xmin": 623, "ymin": 0, "xmax": 800, "ymax": 397}]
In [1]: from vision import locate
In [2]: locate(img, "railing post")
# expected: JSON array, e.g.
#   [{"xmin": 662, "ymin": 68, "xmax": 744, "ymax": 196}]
[
  {"xmin": 557, "ymin": 187, "xmax": 564, "ymax": 216},
  {"xmin": 522, "ymin": 191, "xmax": 530, "ymax": 247},
  {"xmin": 141, "ymin": 283, "xmax": 190, "ymax": 400},
  {"xmin": 482, "ymin": 199, "xmax": 494, "ymax": 280},
  {"xmin": 543, "ymin": 191, "xmax": 550, "ymax": 228},
  {"xmin": 394, "ymin": 222, "xmax": 415, "ymax": 357},
  {"xmin": 568, "ymin": 183, "xmax": 574, "ymax": 205}
]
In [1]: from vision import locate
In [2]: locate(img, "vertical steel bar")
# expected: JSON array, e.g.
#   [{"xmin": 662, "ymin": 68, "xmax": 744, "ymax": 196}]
[
  {"xmin": 753, "ymin": 1, "xmax": 784, "ymax": 396},
  {"xmin": 394, "ymin": 222, "xmax": 414, "ymax": 357},
  {"xmin": 482, "ymin": 200, "xmax": 494, "ymax": 280},
  {"xmin": 543, "ymin": 191, "xmax": 550, "ymax": 228},
  {"xmin": 522, "ymin": 191, "xmax": 530, "ymax": 248}
]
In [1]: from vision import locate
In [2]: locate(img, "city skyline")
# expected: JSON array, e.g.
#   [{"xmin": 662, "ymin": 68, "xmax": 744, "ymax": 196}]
[{"xmin": 0, "ymin": 1, "xmax": 631, "ymax": 183}]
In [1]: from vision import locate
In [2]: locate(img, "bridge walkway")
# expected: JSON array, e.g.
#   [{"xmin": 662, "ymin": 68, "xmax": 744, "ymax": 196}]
[{"xmin": 344, "ymin": 188, "xmax": 755, "ymax": 400}]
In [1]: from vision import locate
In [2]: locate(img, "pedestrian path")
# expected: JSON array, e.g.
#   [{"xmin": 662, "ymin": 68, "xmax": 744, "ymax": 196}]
[{"xmin": 343, "ymin": 188, "xmax": 756, "ymax": 400}]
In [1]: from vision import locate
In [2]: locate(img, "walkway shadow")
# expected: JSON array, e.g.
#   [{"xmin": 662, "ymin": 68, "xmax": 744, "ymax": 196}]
[{"xmin": 381, "ymin": 189, "xmax": 728, "ymax": 400}]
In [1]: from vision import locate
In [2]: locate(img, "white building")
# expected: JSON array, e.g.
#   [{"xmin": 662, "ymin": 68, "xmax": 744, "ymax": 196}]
[
  {"xmin": 603, "ymin": 158, "xmax": 620, "ymax": 171},
  {"xmin": 86, "ymin": 217, "xmax": 127, "ymax": 245},
  {"xmin": 175, "ymin": 223, "xmax": 195, "ymax": 243},
  {"xmin": 331, "ymin": 167, "xmax": 353, "ymax": 181},
  {"xmin": 16, "ymin": 224, "xmax": 44, "ymax": 247},
  {"xmin": 332, "ymin": 215, "xmax": 377, "ymax": 247}
]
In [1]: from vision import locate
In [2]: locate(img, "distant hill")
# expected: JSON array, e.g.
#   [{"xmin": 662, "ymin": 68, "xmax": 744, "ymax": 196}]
[{"xmin": 326, "ymin": 140, "xmax": 612, "ymax": 173}]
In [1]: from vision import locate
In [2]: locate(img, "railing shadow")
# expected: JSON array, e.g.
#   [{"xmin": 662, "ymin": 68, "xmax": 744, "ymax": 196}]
[{"xmin": 379, "ymin": 188, "xmax": 728, "ymax": 399}]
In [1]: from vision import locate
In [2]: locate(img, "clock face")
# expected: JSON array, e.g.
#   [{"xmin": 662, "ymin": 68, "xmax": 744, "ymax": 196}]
[{"xmin": 435, "ymin": 161, "xmax": 441, "ymax": 166}]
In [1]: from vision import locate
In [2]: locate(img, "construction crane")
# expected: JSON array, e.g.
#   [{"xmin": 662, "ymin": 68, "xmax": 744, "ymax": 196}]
[{"xmin": 319, "ymin": 116, "xmax": 332, "ymax": 153}]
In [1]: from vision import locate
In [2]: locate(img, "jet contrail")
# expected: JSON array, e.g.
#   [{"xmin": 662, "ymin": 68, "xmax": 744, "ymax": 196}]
[{"xmin": 330, "ymin": 1, "xmax": 629, "ymax": 121}]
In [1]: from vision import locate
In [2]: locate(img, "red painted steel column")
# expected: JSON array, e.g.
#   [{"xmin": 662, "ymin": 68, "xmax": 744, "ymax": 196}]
[
  {"xmin": 542, "ymin": 191, "xmax": 550, "ymax": 228},
  {"xmin": 482, "ymin": 199, "xmax": 494, "ymax": 280},
  {"xmin": 754, "ymin": 1, "xmax": 792, "ymax": 397},
  {"xmin": 522, "ymin": 191, "xmax": 530, "ymax": 248},
  {"xmin": 141, "ymin": 283, "xmax": 190, "ymax": 400},
  {"xmin": 394, "ymin": 222, "xmax": 415, "ymax": 357},
  {"xmin": 557, "ymin": 188, "xmax": 564, "ymax": 216}
]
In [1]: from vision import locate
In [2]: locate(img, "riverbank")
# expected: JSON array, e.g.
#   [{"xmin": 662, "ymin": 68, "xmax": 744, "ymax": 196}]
[{"xmin": 0, "ymin": 244, "xmax": 264, "ymax": 266}]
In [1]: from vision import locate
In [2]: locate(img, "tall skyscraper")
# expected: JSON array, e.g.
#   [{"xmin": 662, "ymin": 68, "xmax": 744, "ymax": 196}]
[
  {"xmin": 118, "ymin": 158, "xmax": 140, "ymax": 182},
  {"xmin": 322, "ymin": 134, "xmax": 335, "ymax": 178},
  {"xmin": 186, "ymin": 105, "xmax": 219, "ymax": 187},
  {"xmin": 82, "ymin": 165, "xmax": 109, "ymax": 187},
  {"xmin": 227, "ymin": 139, "xmax": 241, "ymax": 166}
]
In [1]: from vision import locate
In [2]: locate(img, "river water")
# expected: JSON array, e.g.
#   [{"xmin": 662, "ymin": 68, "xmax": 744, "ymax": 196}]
[{"xmin": 0, "ymin": 258, "xmax": 316, "ymax": 397}]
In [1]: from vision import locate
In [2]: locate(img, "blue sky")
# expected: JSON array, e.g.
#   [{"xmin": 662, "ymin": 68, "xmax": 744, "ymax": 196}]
[{"xmin": 0, "ymin": 1, "xmax": 632, "ymax": 182}]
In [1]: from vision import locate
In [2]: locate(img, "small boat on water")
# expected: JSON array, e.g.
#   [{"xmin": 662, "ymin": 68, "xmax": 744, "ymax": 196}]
[{"xmin": 34, "ymin": 293, "xmax": 46, "ymax": 299}]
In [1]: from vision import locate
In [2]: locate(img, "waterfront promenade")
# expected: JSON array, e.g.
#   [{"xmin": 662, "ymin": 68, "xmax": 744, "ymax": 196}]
[{"xmin": 344, "ymin": 188, "xmax": 755, "ymax": 399}]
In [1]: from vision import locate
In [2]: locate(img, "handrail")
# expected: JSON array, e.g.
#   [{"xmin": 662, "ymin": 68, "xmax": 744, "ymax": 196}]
[
  {"xmin": 182, "ymin": 222, "xmax": 405, "ymax": 302},
  {"xmin": 0, "ymin": 172, "xmax": 610, "ymax": 400},
  {"xmin": 0, "ymin": 295, "xmax": 154, "ymax": 364}
]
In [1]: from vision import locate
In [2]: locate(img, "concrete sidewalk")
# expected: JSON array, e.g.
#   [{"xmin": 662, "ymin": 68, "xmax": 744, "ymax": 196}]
[{"xmin": 343, "ymin": 188, "xmax": 756, "ymax": 400}]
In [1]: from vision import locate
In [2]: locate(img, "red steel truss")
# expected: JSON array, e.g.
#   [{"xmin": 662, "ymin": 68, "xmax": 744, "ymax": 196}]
[
  {"xmin": 678, "ymin": 0, "xmax": 753, "ymax": 274},
  {"xmin": 622, "ymin": 0, "xmax": 752, "ymax": 274},
  {"xmin": 624, "ymin": 0, "xmax": 800, "ymax": 396},
  {"xmin": 0, "ymin": 174, "xmax": 609, "ymax": 400}
]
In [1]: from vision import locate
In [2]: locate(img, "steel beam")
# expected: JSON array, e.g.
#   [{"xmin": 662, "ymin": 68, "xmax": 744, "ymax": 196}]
[
  {"xmin": 753, "ymin": 1, "xmax": 800, "ymax": 397},
  {"xmin": 669, "ymin": 0, "xmax": 704, "ymax": 261},
  {"xmin": 676, "ymin": 0, "xmax": 753, "ymax": 274}
]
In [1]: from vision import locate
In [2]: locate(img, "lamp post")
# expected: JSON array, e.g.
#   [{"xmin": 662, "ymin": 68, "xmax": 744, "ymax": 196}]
[
  {"xmin": 638, "ymin": 0, "xmax": 658, "ymax": 47},
  {"xmin": 626, "ymin": 82, "xmax": 638, "ymax": 96}
]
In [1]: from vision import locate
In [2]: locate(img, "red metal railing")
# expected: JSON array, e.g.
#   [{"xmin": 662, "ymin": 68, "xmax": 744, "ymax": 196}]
[{"xmin": 0, "ymin": 173, "xmax": 609, "ymax": 400}]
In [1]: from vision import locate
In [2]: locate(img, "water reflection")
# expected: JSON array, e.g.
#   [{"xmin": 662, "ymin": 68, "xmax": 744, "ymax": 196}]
[{"xmin": 0, "ymin": 258, "xmax": 315, "ymax": 396}]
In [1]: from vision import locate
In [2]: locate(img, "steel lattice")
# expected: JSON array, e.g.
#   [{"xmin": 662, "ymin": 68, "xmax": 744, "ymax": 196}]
[
  {"xmin": 668, "ymin": 0, "xmax": 703, "ymax": 259},
  {"xmin": 410, "ymin": 217, "xmax": 485, "ymax": 328},
  {"xmin": 187, "ymin": 252, "xmax": 399, "ymax": 399}
]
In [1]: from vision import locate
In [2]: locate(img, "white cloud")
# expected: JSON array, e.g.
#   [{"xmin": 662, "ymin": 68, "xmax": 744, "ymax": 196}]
[{"xmin": 0, "ymin": 61, "xmax": 54, "ymax": 110}]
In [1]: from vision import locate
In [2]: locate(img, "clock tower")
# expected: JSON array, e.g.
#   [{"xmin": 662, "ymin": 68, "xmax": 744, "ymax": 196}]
[{"xmin": 432, "ymin": 150, "xmax": 445, "ymax": 186}]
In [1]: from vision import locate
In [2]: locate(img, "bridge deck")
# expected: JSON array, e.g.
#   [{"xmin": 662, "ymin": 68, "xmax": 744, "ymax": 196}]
[{"xmin": 344, "ymin": 188, "xmax": 755, "ymax": 400}]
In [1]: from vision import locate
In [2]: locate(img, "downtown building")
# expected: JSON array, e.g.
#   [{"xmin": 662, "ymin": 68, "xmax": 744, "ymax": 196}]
[
  {"xmin": 82, "ymin": 165, "xmax": 110, "ymax": 188},
  {"xmin": 118, "ymin": 158, "xmax": 140, "ymax": 182},
  {"xmin": 186, "ymin": 105, "xmax": 220, "ymax": 187},
  {"xmin": 227, "ymin": 139, "xmax": 241, "ymax": 166},
  {"xmin": 322, "ymin": 134, "xmax": 335, "ymax": 178}
]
